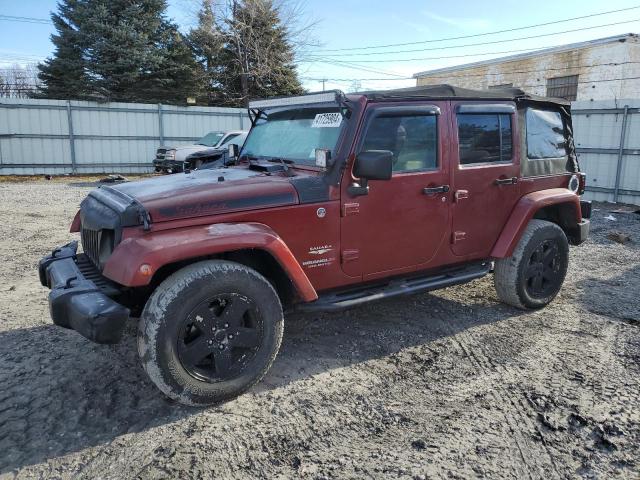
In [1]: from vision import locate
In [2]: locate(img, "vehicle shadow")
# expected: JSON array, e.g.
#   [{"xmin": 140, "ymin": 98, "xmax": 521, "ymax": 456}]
[
  {"xmin": 577, "ymin": 264, "xmax": 640, "ymax": 325},
  {"xmin": 0, "ymin": 288, "xmax": 520, "ymax": 473}
]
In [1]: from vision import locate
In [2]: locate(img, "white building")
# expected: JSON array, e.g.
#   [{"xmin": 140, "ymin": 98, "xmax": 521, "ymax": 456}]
[{"xmin": 413, "ymin": 34, "xmax": 640, "ymax": 101}]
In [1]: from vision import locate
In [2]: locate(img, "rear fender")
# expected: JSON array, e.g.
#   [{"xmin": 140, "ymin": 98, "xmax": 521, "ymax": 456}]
[
  {"xmin": 102, "ymin": 222, "xmax": 318, "ymax": 302},
  {"xmin": 491, "ymin": 188, "xmax": 581, "ymax": 258}
]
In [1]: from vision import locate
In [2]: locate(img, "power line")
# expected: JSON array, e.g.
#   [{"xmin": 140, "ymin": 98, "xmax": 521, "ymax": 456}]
[
  {"xmin": 314, "ymin": 5, "xmax": 640, "ymax": 52},
  {"xmin": 301, "ymin": 61, "xmax": 640, "ymax": 82},
  {"xmin": 311, "ymin": 19, "xmax": 640, "ymax": 58},
  {"xmin": 318, "ymin": 58, "xmax": 408, "ymax": 77},
  {"xmin": 0, "ymin": 14, "xmax": 51, "ymax": 25},
  {"xmin": 314, "ymin": 44, "xmax": 606, "ymax": 63},
  {"xmin": 313, "ymin": 47, "xmax": 552, "ymax": 65}
]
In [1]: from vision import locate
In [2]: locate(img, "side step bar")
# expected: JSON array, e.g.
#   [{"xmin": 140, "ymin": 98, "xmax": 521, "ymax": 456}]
[{"xmin": 298, "ymin": 262, "xmax": 491, "ymax": 312}]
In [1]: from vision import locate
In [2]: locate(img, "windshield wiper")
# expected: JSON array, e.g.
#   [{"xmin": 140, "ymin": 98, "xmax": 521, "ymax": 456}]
[
  {"xmin": 265, "ymin": 157, "xmax": 295, "ymax": 176},
  {"xmin": 266, "ymin": 157, "xmax": 294, "ymax": 164}
]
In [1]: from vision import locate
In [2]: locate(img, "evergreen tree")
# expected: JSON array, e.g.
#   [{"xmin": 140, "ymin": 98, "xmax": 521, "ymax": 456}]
[
  {"xmin": 38, "ymin": 0, "xmax": 203, "ymax": 104},
  {"xmin": 37, "ymin": 0, "xmax": 92, "ymax": 99},
  {"xmin": 215, "ymin": 0, "xmax": 304, "ymax": 106},
  {"xmin": 82, "ymin": 0, "xmax": 203, "ymax": 103},
  {"xmin": 152, "ymin": 24, "xmax": 206, "ymax": 104},
  {"xmin": 188, "ymin": 1, "xmax": 225, "ymax": 104}
]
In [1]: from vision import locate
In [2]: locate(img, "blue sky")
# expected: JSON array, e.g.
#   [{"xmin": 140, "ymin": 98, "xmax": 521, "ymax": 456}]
[{"xmin": 1, "ymin": 0, "xmax": 639, "ymax": 92}]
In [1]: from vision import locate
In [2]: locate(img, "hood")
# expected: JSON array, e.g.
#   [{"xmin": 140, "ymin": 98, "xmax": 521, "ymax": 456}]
[
  {"xmin": 188, "ymin": 147, "xmax": 225, "ymax": 158},
  {"xmin": 107, "ymin": 166, "xmax": 299, "ymax": 223},
  {"xmin": 160, "ymin": 143, "xmax": 208, "ymax": 151}
]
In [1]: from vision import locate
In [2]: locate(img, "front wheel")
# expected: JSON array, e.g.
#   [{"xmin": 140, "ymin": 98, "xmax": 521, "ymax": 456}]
[
  {"xmin": 494, "ymin": 220, "xmax": 569, "ymax": 310},
  {"xmin": 138, "ymin": 260, "xmax": 283, "ymax": 406}
]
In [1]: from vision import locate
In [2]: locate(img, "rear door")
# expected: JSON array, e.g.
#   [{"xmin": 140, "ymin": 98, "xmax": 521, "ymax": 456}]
[
  {"xmin": 340, "ymin": 102, "xmax": 452, "ymax": 279},
  {"xmin": 450, "ymin": 102, "xmax": 521, "ymax": 257}
]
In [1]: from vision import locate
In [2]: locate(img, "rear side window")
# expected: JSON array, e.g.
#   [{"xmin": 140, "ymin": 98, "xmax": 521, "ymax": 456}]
[
  {"xmin": 526, "ymin": 108, "xmax": 566, "ymax": 159},
  {"xmin": 457, "ymin": 114, "xmax": 512, "ymax": 165},
  {"xmin": 361, "ymin": 114, "xmax": 438, "ymax": 172}
]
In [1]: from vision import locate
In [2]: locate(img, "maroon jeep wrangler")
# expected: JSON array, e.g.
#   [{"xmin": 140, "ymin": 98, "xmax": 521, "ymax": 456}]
[{"xmin": 39, "ymin": 85, "xmax": 590, "ymax": 405}]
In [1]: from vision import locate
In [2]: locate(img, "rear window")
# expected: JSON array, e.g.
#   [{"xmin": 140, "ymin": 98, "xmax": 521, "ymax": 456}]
[
  {"xmin": 526, "ymin": 108, "xmax": 566, "ymax": 159},
  {"xmin": 457, "ymin": 114, "xmax": 512, "ymax": 165}
]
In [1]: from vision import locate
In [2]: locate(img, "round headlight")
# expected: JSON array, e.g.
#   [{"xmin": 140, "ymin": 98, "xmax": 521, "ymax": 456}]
[{"xmin": 568, "ymin": 174, "xmax": 580, "ymax": 193}]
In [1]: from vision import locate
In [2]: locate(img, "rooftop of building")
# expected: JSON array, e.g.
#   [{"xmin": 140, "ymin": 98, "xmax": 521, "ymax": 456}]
[{"xmin": 413, "ymin": 33, "xmax": 639, "ymax": 78}]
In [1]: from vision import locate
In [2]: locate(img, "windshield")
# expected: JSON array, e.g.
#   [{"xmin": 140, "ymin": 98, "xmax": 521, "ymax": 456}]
[
  {"xmin": 242, "ymin": 107, "xmax": 344, "ymax": 166},
  {"xmin": 219, "ymin": 133, "xmax": 241, "ymax": 146},
  {"xmin": 221, "ymin": 132, "xmax": 247, "ymax": 147},
  {"xmin": 197, "ymin": 132, "xmax": 225, "ymax": 147}
]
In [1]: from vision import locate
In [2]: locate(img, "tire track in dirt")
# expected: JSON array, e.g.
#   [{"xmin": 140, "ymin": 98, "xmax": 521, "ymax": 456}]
[
  {"xmin": 454, "ymin": 320, "xmax": 565, "ymax": 479},
  {"xmin": 443, "ymin": 320, "xmax": 546, "ymax": 479}
]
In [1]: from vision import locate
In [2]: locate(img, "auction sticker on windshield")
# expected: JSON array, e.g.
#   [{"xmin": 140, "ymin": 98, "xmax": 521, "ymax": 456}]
[{"xmin": 312, "ymin": 113, "xmax": 342, "ymax": 128}]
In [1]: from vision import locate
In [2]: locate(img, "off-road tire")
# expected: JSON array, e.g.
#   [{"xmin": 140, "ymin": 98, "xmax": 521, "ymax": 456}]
[
  {"xmin": 138, "ymin": 260, "xmax": 283, "ymax": 406},
  {"xmin": 494, "ymin": 220, "xmax": 569, "ymax": 310}
]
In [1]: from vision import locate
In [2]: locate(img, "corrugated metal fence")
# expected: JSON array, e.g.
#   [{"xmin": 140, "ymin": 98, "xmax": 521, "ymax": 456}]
[
  {"xmin": 0, "ymin": 98, "xmax": 248, "ymax": 175},
  {"xmin": 0, "ymin": 97, "xmax": 639, "ymax": 205},
  {"xmin": 573, "ymin": 100, "xmax": 640, "ymax": 205}
]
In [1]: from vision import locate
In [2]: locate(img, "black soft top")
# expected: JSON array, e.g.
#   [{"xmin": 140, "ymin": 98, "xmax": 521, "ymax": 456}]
[{"xmin": 356, "ymin": 84, "xmax": 570, "ymax": 106}]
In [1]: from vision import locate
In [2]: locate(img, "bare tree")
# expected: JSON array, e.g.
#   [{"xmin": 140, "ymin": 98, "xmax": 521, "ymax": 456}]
[{"xmin": 0, "ymin": 64, "xmax": 41, "ymax": 98}]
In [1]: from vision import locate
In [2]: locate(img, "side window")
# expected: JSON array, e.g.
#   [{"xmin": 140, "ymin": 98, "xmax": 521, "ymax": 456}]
[
  {"xmin": 526, "ymin": 108, "xmax": 566, "ymax": 159},
  {"xmin": 361, "ymin": 114, "xmax": 437, "ymax": 172},
  {"xmin": 457, "ymin": 114, "xmax": 512, "ymax": 165}
]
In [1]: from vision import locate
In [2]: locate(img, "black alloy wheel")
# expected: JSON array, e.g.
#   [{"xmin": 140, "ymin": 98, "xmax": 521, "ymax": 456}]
[
  {"xmin": 523, "ymin": 239, "xmax": 563, "ymax": 299},
  {"xmin": 494, "ymin": 219, "xmax": 569, "ymax": 310},
  {"xmin": 177, "ymin": 294, "xmax": 263, "ymax": 383},
  {"xmin": 138, "ymin": 260, "xmax": 284, "ymax": 406}
]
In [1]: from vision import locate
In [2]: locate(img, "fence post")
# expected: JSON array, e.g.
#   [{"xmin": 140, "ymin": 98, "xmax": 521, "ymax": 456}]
[
  {"xmin": 66, "ymin": 100, "xmax": 77, "ymax": 173},
  {"xmin": 157, "ymin": 103, "xmax": 164, "ymax": 146},
  {"xmin": 613, "ymin": 105, "xmax": 629, "ymax": 203}
]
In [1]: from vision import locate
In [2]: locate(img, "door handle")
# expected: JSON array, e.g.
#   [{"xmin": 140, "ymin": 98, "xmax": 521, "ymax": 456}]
[
  {"xmin": 423, "ymin": 185, "xmax": 450, "ymax": 195},
  {"xmin": 494, "ymin": 177, "xmax": 518, "ymax": 186}
]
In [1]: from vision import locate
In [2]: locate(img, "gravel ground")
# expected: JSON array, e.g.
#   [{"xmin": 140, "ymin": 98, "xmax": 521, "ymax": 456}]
[{"xmin": 0, "ymin": 179, "xmax": 638, "ymax": 479}]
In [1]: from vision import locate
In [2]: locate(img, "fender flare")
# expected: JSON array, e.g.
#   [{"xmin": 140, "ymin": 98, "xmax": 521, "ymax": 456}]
[
  {"xmin": 490, "ymin": 188, "xmax": 582, "ymax": 258},
  {"xmin": 102, "ymin": 222, "xmax": 318, "ymax": 302}
]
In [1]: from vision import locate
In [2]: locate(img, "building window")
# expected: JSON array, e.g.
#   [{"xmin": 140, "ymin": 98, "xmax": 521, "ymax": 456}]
[
  {"xmin": 546, "ymin": 75, "xmax": 578, "ymax": 101},
  {"xmin": 488, "ymin": 83, "xmax": 513, "ymax": 89},
  {"xmin": 457, "ymin": 114, "xmax": 512, "ymax": 165}
]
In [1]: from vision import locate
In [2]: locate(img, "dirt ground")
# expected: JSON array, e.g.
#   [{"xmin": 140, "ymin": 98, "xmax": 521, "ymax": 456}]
[{"xmin": 0, "ymin": 178, "xmax": 638, "ymax": 479}]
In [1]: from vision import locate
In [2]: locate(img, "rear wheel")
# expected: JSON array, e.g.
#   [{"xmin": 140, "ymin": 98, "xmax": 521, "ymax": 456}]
[
  {"xmin": 138, "ymin": 260, "xmax": 283, "ymax": 406},
  {"xmin": 494, "ymin": 220, "xmax": 569, "ymax": 310}
]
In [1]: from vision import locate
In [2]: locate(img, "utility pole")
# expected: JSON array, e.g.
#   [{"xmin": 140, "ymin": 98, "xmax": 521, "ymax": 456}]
[{"xmin": 321, "ymin": 79, "xmax": 327, "ymax": 91}]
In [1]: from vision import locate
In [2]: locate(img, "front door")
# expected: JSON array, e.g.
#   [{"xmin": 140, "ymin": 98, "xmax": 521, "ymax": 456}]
[
  {"xmin": 450, "ymin": 102, "xmax": 521, "ymax": 258},
  {"xmin": 340, "ymin": 103, "xmax": 451, "ymax": 279}
]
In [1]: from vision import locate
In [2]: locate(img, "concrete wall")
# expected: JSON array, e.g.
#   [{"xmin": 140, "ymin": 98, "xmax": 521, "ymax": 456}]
[{"xmin": 415, "ymin": 36, "xmax": 640, "ymax": 101}]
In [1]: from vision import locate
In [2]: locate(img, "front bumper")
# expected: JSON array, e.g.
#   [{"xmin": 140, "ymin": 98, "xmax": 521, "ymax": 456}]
[
  {"xmin": 572, "ymin": 219, "xmax": 590, "ymax": 245},
  {"xmin": 38, "ymin": 241, "xmax": 129, "ymax": 344},
  {"xmin": 569, "ymin": 200, "xmax": 591, "ymax": 245},
  {"xmin": 153, "ymin": 159, "xmax": 165, "ymax": 172}
]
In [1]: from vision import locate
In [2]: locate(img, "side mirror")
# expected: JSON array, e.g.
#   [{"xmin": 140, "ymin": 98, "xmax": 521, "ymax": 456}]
[
  {"xmin": 228, "ymin": 143, "xmax": 239, "ymax": 159},
  {"xmin": 353, "ymin": 150, "xmax": 393, "ymax": 180},
  {"xmin": 348, "ymin": 150, "xmax": 394, "ymax": 196}
]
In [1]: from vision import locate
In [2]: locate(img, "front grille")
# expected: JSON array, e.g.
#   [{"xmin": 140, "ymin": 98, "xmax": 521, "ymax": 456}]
[
  {"xmin": 81, "ymin": 227, "xmax": 100, "ymax": 267},
  {"xmin": 76, "ymin": 254, "xmax": 121, "ymax": 296}
]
